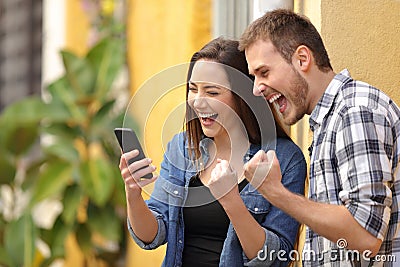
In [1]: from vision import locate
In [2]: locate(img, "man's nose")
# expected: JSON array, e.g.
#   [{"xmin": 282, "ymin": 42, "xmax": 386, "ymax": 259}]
[{"xmin": 253, "ymin": 82, "xmax": 265, "ymax": 96}]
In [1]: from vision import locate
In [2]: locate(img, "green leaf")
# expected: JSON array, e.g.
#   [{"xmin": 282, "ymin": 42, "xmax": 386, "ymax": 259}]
[
  {"xmin": 0, "ymin": 246, "xmax": 12, "ymax": 266},
  {"xmin": 88, "ymin": 99, "xmax": 117, "ymax": 142},
  {"xmin": 43, "ymin": 142, "xmax": 80, "ymax": 163},
  {"xmin": 76, "ymin": 224, "xmax": 92, "ymax": 254},
  {"xmin": 4, "ymin": 215, "xmax": 36, "ymax": 267},
  {"xmin": 97, "ymin": 112, "xmax": 138, "ymax": 155},
  {"xmin": 87, "ymin": 204, "xmax": 122, "ymax": 242},
  {"xmin": 4, "ymin": 124, "xmax": 39, "ymax": 156},
  {"xmin": 86, "ymin": 38, "xmax": 124, "ymax": 100},
  {"xmin": 79, "ymin": 158, "xmax": 114, "ymax": 206},
  {"xmin": 108, "ymin": 165, "xmax": 126, "ymax": 206},
  {"xmin": 22, "ymin": 158, "xmax": 47, "ymax": 191},
  {"xmin": 61, "ymin": 185, "xmax": 82, "ymax": 225},
  {"xmin": 0, "ymin": 154, "xmax": 16, "ymax": 184},
  {"xmin": 0, "ymin": 97, "xmax": 46, "ymax": 125},
  {"xmin": 0, "ymin": 98, "xmax": 42, "ymax": 155},
  {"xmin": 41, "ymin": 122, "xmax": 81, "ymax": 140},
  {"xmin": 46, "ymin": 76, "xmax": 70, "ymax": 100},
  {"xmin": 61, "ymin": 50, "xmax": 96, "ymax": 96},
  {"xmin": 46, "ymin": 77, "xmax": 73, "ymax": 104},
  {"xmin": 40, "ymin": 217, "xmax": 71, "ymax": 258},
  {"xmin": 46, "ymin": 78, "xmax": 87, "ymax": 123},
  {"xmin": 31, "ymin": 161, "xmax": 72, "ymax": 205},
  {"xmin": 91, "ymin": 99, "xmax": 116, "ymax": 127}
]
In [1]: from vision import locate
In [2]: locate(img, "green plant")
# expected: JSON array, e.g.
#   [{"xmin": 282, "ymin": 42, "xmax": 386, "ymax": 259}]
[{"xmin": 0, "ymin": 36, "xmax": 136, "ymax": 266}]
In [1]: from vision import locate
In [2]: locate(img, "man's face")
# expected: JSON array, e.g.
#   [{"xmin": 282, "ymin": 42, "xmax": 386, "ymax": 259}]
[{"xmin": 245, "ymin": 39, "xmax": 310, "ymax": 125}]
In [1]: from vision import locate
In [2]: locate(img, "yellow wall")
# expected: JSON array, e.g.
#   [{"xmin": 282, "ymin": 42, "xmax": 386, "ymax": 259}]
[
  {"xmin": 294, "ymin": 0, "xmax": 400, "ymax": 155},
  {"xmin": 65, "ymin": 0, "xmax": 90, "ymax": 56},
  {"xmin": 321, "ymin": 0, "xmax": 400, "ymax": 103},
  {"xmin": 294, "ymin": 0, "xmax": 400, "ymax": 158},
  {"xmin": 293, "ymin": 0, "xmax": 400, "ymax": 162}
]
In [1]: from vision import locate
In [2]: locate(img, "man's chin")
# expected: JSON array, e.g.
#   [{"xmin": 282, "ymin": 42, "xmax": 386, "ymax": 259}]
[
  {"xmin": 283, "ymin": 113, "xmax": 304, "ymax": 126},
  {"xmin": 284, "ymin": 118, "xmax": 296, "ymax": 126}
]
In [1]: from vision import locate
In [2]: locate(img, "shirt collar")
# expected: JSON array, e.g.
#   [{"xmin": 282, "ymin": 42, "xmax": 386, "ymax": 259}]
[{"xmin": 309, "ymin": 69, "xmax": 352, "ymax": 131}]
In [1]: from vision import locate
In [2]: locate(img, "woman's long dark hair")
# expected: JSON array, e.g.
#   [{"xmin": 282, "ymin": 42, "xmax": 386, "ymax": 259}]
[{"xmin": 185, "ymin": 37, "xmax": 289, "ymax": 161}]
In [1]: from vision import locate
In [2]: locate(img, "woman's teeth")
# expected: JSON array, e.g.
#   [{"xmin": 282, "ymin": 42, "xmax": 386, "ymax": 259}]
[
  {"xmin": 199, "ymin": 112, "xmax": 217, "ymax": 119},
  {"xmin": 268, "ymin": 93, "xmax": 282, "ymax": 103}
]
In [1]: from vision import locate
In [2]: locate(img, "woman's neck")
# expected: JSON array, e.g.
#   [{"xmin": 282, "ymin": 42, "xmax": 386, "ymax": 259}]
[
  {"xmin": 200, "ymin": 129, "xmax": 250, "ymax": 185},
  {"xmin": 212, "ymin": 129, "xmax": 250, "ymax": 161}
]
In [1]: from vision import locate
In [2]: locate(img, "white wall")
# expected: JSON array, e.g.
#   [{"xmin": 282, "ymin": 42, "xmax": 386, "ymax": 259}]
[{"xmin": 42, "ymin": 0, "xmax": 66, "ymax": 94}]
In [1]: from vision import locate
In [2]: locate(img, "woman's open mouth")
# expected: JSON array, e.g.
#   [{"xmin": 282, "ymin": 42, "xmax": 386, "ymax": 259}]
[{"xmin": 198, "ymin": 112, "xmax": 218, "ymax": 126}]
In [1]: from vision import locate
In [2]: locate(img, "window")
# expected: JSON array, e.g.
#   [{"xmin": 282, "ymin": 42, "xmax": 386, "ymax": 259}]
[{"xmin": 0, "ymin": 0, "xmax": 43, "ymax": 111}]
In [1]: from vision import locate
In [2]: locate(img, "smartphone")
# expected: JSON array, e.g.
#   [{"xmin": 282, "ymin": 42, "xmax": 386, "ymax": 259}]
[{"xmin": 114, "ymin": 128, "xmax": 153, "ymax": 179}]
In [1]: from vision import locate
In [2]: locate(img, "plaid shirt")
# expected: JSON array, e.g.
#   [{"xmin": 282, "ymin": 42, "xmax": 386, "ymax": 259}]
[{"xmin": 303, "ymin": 69, "xmax": 400, "ymax": 267}]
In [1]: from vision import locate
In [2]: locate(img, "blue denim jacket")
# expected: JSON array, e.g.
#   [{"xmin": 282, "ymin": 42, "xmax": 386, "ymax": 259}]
[{"xmin": 128, "ymin": 132, "xmax": 306, "ymax": 267}]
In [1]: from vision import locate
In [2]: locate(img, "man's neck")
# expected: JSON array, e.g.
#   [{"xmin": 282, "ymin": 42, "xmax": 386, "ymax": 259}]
[{"xmin": 307, "ymin": 68, "xmax": 336, "ymax": 114}]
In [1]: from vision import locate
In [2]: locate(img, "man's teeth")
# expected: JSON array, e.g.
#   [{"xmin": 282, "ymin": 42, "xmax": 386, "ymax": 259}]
[
  {"xmin": 268, "ymin": 93, "xmax": 282, "ymax": 103},
  {"xmin": 199, "ymin": 113, "xmax": 217, "ymax": 118}
]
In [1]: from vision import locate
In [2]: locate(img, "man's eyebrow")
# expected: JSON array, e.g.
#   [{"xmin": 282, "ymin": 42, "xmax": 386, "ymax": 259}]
[{"xmin": 253, "ymin": 63, "xmax": 267, "ymax": 74}]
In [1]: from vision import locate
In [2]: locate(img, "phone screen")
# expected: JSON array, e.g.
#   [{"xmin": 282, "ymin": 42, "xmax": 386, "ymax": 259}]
[{"xmin": 114, "ymin": 128, "xmax": 153, "ymax": 179}]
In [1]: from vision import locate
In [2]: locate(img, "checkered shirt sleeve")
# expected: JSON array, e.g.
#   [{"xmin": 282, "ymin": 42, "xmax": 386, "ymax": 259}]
[{"xmin": 335, "ymin": 104, "xmax": 393, "ymax": 240}]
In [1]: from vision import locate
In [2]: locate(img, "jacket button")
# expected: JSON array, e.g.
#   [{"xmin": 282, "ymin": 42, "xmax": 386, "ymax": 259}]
[
  {"xmin": 254, "ymin": 207, "xmax": 259, "ymax": 212},
  {"xmin": 174, "ymin": 190, "xmax": 179, "ymax": 195}
]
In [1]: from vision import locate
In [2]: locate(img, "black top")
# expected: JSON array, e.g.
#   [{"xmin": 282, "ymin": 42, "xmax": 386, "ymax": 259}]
[{"xmin": 182, "ymin": 175, "xmax": 248, "ymax": 267}]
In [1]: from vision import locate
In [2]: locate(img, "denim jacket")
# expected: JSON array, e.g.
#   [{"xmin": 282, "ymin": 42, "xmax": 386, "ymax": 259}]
[{"xmin": 128, "ymin": 132, "xmax": 306, "ymax": 267}]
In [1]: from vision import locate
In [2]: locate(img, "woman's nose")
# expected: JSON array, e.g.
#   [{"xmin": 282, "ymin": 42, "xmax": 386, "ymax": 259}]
[{"xmin": 192, "ymin": 95, "xmax": 208, "ymax": 109}]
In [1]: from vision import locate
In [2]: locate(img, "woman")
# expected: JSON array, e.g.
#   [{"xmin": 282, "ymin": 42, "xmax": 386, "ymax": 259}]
[{"xmin": 119, "ymin": 37, "xmax": 306, "ymax": 266}]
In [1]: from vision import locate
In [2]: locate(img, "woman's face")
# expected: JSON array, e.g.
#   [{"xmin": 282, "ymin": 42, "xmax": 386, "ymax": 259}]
[{"xmin": 188, "ymin": 60, "xmax": 239, "ymax": 140}]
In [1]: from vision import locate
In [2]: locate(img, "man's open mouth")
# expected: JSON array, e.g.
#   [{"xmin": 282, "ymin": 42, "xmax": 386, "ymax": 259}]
[{"xmin": 268, "ymin": 93, "xmax": 287, "ymax": 113}]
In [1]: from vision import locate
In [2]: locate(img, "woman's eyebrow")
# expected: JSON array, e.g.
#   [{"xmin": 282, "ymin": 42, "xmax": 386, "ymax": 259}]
[
  {"xmin": 189, "ymin": 81, "xmax": 222, "ymax": 89},
  {"xmin": 203, "ymin": 84, "xmax": 222, "ymax": 89}
]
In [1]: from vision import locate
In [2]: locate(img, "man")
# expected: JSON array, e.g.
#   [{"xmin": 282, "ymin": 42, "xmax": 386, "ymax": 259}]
[{"xmin": 240, "ymin": 9, "xmax": 400, "ymax": 266}]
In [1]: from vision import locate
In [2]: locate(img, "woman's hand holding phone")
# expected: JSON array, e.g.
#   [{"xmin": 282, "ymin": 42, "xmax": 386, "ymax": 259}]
[
  {"xmin": 115, "ymin": 128, "xmax": 158, "ymax": 200},
  {"xmin": 114, "ymin": 128, "xmax": 154, "ymax": 178},
  {"xmin": 119, "ymin": 150, "xmax": 157, "ymax": 201}
]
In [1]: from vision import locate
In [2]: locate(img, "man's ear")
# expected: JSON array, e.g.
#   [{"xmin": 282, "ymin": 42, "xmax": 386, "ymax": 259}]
[{"xmin": 293, "ymin": 45, "xmax": 312, "ymax": 71}]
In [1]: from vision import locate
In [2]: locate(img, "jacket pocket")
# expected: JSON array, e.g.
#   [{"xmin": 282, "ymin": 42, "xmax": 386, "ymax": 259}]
[
  {"xmin": 161, "ymin": 177, "xmax": 185, "ymax": 207},
  {"xmin": 151, "ymin": 176, "xmax": 185, "ymax": 207},
  {"xmin": 241, "ymin": 192, "xmax": 271, "ymax": 222}
]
